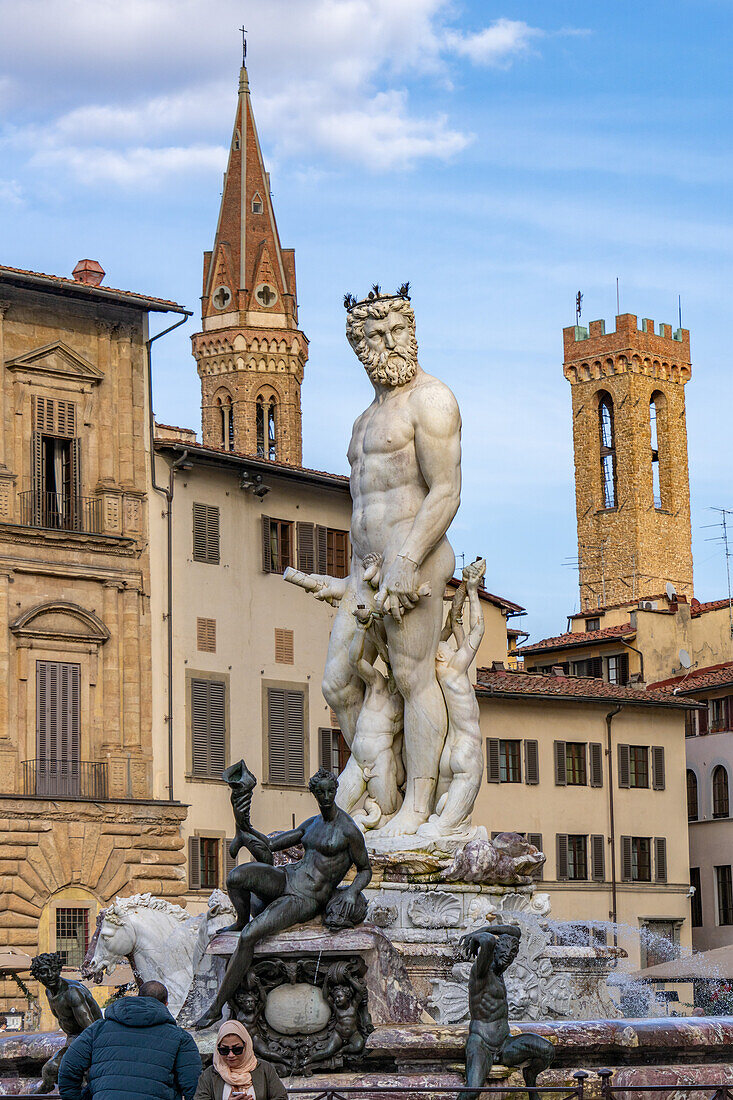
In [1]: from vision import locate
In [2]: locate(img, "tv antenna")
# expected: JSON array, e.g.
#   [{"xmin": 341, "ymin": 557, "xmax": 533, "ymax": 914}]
[
  {"xmin": 703, "ymin": 507, "xmax": 733, "ymax": 637},
  {"xmin": 575, "ymin": 291, "xmax": 583, "ymax": 325}
]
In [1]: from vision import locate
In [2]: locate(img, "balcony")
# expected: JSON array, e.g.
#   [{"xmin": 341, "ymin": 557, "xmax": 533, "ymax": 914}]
[
  {"xmin": 21, "ymin": 759, "xmax": 108, "ymax": 800},
  {"xmin": 17, "ymin": 490, "xmax": 103, "ymax": 534}
]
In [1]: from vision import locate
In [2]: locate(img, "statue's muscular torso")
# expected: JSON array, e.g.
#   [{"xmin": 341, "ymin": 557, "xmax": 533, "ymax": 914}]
[{"xmin": 348, "ymin": 371, "xmax": 454, "ymax": 566}]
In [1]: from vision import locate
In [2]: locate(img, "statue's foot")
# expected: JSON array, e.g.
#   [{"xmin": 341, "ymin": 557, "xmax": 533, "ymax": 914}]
[
  {"xmin": 415, "ymin": 816, "xmax": 444, "ymax": 840},
  {"xmin": 194, "ymin": 1005, "xmax": 222, "ymax": 1030},
  {"xmin": 374, "ymin": 805, "xmax": 427, "ymax": 837},
  {"xmin": 219, "ymin": 921, "xmax": 246, "ymax": 933}
]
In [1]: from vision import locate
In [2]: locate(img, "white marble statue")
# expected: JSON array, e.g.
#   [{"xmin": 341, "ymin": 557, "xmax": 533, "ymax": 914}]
[
  {"xmin": 83, "ymin": 891, "xmax": 235, "ymax": 1019},
  {"xmin": 286, "ymin": 287, "xmax": 492, "ymax": 843},
  {"xmin": 420, "ymin": 558, "xmax": 486, "ymax": 839}
]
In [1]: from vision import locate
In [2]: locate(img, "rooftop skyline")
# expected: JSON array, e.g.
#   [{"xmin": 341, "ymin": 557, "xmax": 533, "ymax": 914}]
[{"xmin": 1, "ymin": 0, "xmax": 731, "ymax": 642}]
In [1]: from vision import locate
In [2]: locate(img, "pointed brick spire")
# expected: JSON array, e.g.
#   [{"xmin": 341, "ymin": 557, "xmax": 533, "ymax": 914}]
[{"xmin": 194, "ymin": 63, "xmax": 307, "ymax": 465}]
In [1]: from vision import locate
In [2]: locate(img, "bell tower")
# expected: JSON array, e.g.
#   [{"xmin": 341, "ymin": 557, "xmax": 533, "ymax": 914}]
[
  {"xmin": 193, "ymin": 63, "xmax": 307, "ymax": 464},
  {"xmin": 563, "ymin": 314, "xmax": 693, "ymax": 611}
]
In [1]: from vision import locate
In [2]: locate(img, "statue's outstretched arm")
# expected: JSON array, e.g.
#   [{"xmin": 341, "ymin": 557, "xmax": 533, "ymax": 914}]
[
  {"xmin": 269, "ymin": 821, "xmax": 309, "ymax": 851},
  {"xmin": 453, "ymin": 578, "xmax": 485, "ymax": 673}
]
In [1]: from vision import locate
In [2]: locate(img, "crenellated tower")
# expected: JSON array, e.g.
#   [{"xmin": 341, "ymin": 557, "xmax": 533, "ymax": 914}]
[
  {"xmin": 563, "ymin": 313, "xmax": 693, "ymax": 611},
  {"xmin": 192, "ymin": 64, "xmax": 307, "ymax": 464}
]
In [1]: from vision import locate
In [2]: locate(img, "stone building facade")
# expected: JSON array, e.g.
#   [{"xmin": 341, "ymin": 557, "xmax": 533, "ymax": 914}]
[
  {"xmin": 193, "ymin": 64, "xmax": 307, "ymax": 465},
  {"xmin": 0, "ymin": 264, "xmax": 188, "ymax": 1021},
  {"xmin": 563, "ymin": 315, "xmax": 693, "ymax": 611}
]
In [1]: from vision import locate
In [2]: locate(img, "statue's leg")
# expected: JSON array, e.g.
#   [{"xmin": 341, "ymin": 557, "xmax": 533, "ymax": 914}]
[
  {"xmin": 377, "ymin": 546, "xmax": 452, "ymax": 835},
  {"xmin": 420, "ymin": 712, "xmax": 482, "ymax": 837},
  {"xmin": 367, "ymin": 736, "xmax": 401, "ymax": 818},
  {"xmin": 224, "ymin": 863, "xmax": 286, "ymax": 933},
  {"xmin": 196, "ymin": 892, "xmax": 318, "ymax": 1029},
  {"xmin": 335, "ymin": 752, "xmax": 366, "ymax": 813},
  {"xmin": 35, "ymin": 1046, "xmax": 65, "ymax": 1094},
  {"xmin": 460, "ymin": 1032, "xmax": 493, "ymax": 1100},
  {"xmin": 499, "ymin": 1034, "xmax": 554, "ymax": 1100},
  {"xmin": 322, "ymin": 584, "xmax": 369, "ymax": 748}
]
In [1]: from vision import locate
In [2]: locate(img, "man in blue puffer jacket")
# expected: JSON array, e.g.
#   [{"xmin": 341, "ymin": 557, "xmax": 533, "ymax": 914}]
[{"xmin": 58, "ymin": 981, "xmax": 202, "ymax": 1100}]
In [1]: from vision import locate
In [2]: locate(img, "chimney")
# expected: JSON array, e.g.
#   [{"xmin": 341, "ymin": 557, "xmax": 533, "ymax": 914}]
[{"xmin": 72, "ymin": 259, "xmax": 105, "ymax": 286}]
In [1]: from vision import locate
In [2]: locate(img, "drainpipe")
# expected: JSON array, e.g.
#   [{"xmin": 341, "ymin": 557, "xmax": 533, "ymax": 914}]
[
  {"xmin": 619, "ymin": 637, "xmax": 645, "ymax": 683},
  {"xmin": 145, "ymin": 310, "xmax": 192, "ymax": 801},
  {"xmin": 605, "ymin": 704, "xmax": 623, "ymax": 944}
]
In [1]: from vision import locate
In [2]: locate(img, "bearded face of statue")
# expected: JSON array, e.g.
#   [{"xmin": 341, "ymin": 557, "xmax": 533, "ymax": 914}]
[{"xmin": 358, "ymin": 309, "xmax": 418, "ymax": 387}]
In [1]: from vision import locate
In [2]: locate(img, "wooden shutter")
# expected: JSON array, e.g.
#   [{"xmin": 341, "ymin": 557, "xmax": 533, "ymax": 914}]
[
  {"xmin": 274, "ymin": 628, "xmax": 294, "ymax": 664},
  {"xmin": 188, "ymin": 837, "xmax": 202, "ymax": 889},
  {"xmin": 589, "ymin": 742, "xmax": 603, "ymax": 787},
  {"xmin": 588, "ymin": 656, "xmax": 603, "ymax": 678},
  {"xmin": 190, "ymin": 678, "xmax": 226, "ymax": 777},
  {"xmin": 524, "ymin": 740, "xmax": 539, "ymax": 785},
  {"xmin": 261, "ymin": 515, "xmax": 272, "ymax": 571},
  {"xmin": 556, "ymin": 834, "xmax": 569, "ymax": 881},
  {"xmin": 36, "ymin": 661, "xmax": 80, "ymax": 767},
  {"xmin": 267, "ymin": 688, "xmax": 305, "ymax": 785},
  {"xmin": 527, "ymin": 833, "xmax": 543, "ymax": 880},
  {"xmin": 316, "ymin": 525, "xmax": 328, "ymax": 573},
  {"xmin": 225, "ymin": 838, "xmax": 237, "ymax": 878},
  {"xmin": 698, "ymin": 706, "xmax": 709, "ymax": 735},
  {"xmin": 206, "ymin": 505, "xmax": 220, "ymax": 563},
  {"xmin": 193, "ymin": 503, "xmax": 220, "ymax": 564},
  {"xmin": 286, "ymin": 690, "xmax": 305, "ymax": 784},
  {"xmin": 554, "ymin": 741, "xmax": 567, "ymax": 785},
  {"xmin": 591, "ymin": 834, "xmax": 605, "ymax": 881},
  {"xmin": 196, "ymin": 618, "xmax": 217, "ymax": 653},
  {"xmin": 617, "ymin": 653, "xmax": 629, "ymax": 685},
  {"xmin": 33, "ymin": 395, "xmax": 76, "ymax": 437},
  {"xmin": 618, "ymin": 744, "xmax": 631, "ymax": 788},
  {"xmin": 652, "ymin": 746, "xmax": 666, "ymax": 790},
  {"xmin": 654, "ymin": 837, "xmax": 668, "ymax": 883},
  {"xmin": 320, "ymin": 727, "xmax": 333, "ymax": 772},
  {"xmin": 621, "ymin": 836, "xmax": 633, "ymax": 882},
  {"xmin": 486, "ymin": 738, "xmax": 500, "ymax": 783},
  {"xmin": 297, "ymin": 522, "xmax": 315, "ymax": 573}
]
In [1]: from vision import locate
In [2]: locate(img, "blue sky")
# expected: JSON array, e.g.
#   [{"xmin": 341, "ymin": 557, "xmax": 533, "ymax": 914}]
[{"xmin": 1, "ymin": 0, "xmax": 732, "ymax": 643}]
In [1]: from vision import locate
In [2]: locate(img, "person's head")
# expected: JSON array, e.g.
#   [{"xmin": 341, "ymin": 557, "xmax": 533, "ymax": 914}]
[
  {"xmin": 346, "ymin": 296, "xmax": 418, "ymax": 388},
  {"xmin": 331, "ymin": 983, "xmax": 352, "ymax": 1008},
  {"xmin": 308, "ymin": 767, "xmax": 338, "ymax": 808},
  {"xmin": 495, "ymin": 933, "xmax": 520, "ymax": 970},
  {"xmin": 30, "ymin": 952, "xmax": 63, "ymax": 989},
  {"xmin": 215, "ymin": 1020, "xmax": 256, "ymax": 1072},
  {"xmin": 138, "ymin": 980, "xmax": 168, "ymax": 1004}
]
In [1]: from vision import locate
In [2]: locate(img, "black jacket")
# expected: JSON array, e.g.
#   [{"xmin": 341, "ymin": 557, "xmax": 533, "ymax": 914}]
[{"xmin": 58, "ymin": 996, "xmax": 202, "ymax": 1100}]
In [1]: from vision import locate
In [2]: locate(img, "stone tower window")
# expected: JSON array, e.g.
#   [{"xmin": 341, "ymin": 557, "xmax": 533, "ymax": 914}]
[
  {"xmin": 597, "ymin": 392, "xmax": 617, "ymax": 509},
  {"xmin": 252, "ymin": 192, "xmax": 263, "ymax": 214},
  {"xmin": 217, "ymin": 393, "xmax": 234, "ymax": 452},
  {"xmin": 650, "ymin": 391, "xmax": 667, "ymax": 510},
  {"xmin": 256, "ymin": 394, "xmax": 277, "ymax": 460}
]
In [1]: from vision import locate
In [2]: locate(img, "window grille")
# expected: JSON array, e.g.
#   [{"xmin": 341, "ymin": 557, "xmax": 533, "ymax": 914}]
[{"xmin": 55, "ymin": 907, "xmax": 89, "ymax": 968}]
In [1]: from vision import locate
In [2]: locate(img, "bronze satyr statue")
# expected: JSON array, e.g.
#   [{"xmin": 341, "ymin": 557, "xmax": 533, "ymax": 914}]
[
  {"xmin": 195, "ymin": 763, "xmax": 371, "ymax": 1029},
  {"xmin": 30, "ymin": 951, "xmax": 102, "ymax": 1093},
  {"xmin": 461, "ymin": 925, "xmax": 554, "ymax": 1100}
]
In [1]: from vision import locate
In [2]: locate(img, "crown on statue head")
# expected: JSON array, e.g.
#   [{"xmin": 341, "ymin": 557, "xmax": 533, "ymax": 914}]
[{"xmin": 343, "ymin": 283, "xmax": 411, "ymax": 311}]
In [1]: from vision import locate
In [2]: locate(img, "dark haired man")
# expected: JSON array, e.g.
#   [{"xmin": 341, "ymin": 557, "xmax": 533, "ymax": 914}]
[
  {"xmin": 195, "ymin": 767, "xmax": 371, "ymax": 1029},
  {"xmin": 58, "ymin": 980, "xmax": 201, "ymax": 1100}
]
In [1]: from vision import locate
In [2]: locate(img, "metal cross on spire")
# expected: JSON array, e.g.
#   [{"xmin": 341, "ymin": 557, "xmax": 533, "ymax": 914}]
[{"xmin": 239, "ymin": 25, "xmax": 247, "ymax": 65}]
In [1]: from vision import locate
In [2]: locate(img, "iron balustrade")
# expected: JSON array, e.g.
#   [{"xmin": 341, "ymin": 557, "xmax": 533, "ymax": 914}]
[
  {"xmin": 17, "ymin": 490, "xmax": 103, "ymax": 534},
  {"xmin": 21, "ymin": 759, "xmax": 108, "ymax": 800},
  {"xmin": 8, "ymin": 1075, "xmax": 733, "ymax": 1100}
]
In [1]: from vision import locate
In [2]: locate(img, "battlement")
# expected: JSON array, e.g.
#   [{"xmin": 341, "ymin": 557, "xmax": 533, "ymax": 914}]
[{"xmin": 562, "ymin": 313, "xmax": 691, "ymax": 384}]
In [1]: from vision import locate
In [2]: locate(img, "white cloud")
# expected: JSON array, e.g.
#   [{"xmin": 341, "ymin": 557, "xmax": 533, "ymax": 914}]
[
  {"xmin": 30, "ymin": 144, "xmax": 226, "ymax": 189},
  {"xmin": 445, "ymin": 18, "xmax": 543, "ymax": 67},
  {"xmin": 0, "ymin": 178, "xmax": 23, "ymax": 205},
  {"xmin": 0, "ymin": 0, "xmax": 566, "ymax": 184}
]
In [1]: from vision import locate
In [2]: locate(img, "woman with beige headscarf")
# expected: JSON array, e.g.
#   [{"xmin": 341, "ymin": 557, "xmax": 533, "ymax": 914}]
[{"xmin": 193, "ymin": 1020, "xmax": 287, "ymax": 1100}]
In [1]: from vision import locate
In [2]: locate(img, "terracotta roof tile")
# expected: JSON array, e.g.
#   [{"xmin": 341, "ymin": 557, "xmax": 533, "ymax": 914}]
[
  {"xmin": 650, "ymin": 662, "xmax": 733, "ymax": 695},
  {"xmin": 0, "ymin": 263, "xmax": 186, "ymax": 312},
  {"xmin": 517, "ymin": 622, "xmax": 635, "ymax": 655},
  {"xmin": 475, "ymin": 669, "xmax": 697, "ymax": 708},
  {"xmin": 690, "ymin": 598, "xmax": 732, "ymax": 617}
]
